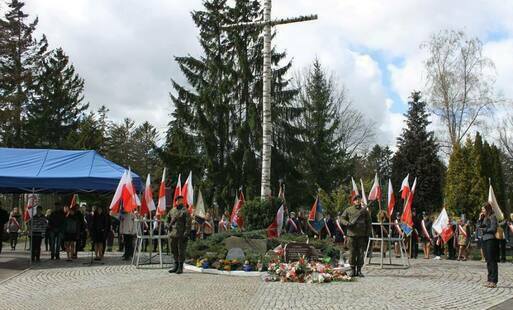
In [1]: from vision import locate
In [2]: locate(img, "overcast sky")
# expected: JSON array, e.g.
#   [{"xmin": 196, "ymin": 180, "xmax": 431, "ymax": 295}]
[{"xmin": 21, "ymin": 0, "xmax": 513, "ymax": 147}]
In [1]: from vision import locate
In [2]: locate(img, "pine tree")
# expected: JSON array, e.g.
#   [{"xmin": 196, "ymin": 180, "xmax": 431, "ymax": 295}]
[
  {"xmin": 391, "ymin": 91, "xmax": 444, "ymax": 214},
  {"xmin": 296, "ymin": 59, "xmax": 345, "ymax": 193},
  {"xmin": 0, "ymin": 0, "xmax": 48, "ymax": 147},
  {"xmin": 366, "ymin": 144, "xmax": 393, "ymax": 181},
  {"xmin": 26, "ymin": 48, "xmax": 88, "ymax": 147},
  {"xmin": 132, "ymin": 121, "xmax": 162, "ymax": 180}
]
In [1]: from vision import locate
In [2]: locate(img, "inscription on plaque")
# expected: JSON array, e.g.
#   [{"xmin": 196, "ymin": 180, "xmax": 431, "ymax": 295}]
[{"xmin": 284, "ymin": 243, "xmax": 319, "ymax": 262}]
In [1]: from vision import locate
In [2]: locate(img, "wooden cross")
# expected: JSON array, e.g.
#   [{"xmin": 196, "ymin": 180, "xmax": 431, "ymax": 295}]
[{"xmin": 222, "ymin": 0, "xmax": 317, "ymax": 198}]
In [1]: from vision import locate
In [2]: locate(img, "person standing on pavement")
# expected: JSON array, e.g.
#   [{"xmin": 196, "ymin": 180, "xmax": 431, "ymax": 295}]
[
  {"xmin": 48, "ymin": 203, "xmax": 65, "ymax": 260},
  {"xmin": 168, "ymin": 196, "xmax": 191, "ymax": 274},
  {"xmin": 8, "ymin": 209, "xmax": 22, "ymax": 251},
  {"xmin": 120, "ymin": 209, "xmax": 135, "ymax": 261},
  {"xmin": 340, "ymin": 195, "xmax": 372, "ymax": 277},
  {"xmin": 63, "ymin": 207, "xmax": 79, "ymax": 261},
  {"xmin": 29, "ymin": 206, "xmax": 48, "ymax": 262},
  {"xmin": 0, "ymin": 202, "xmax": 9, "ymax": 254},
  {"xmin": 477, "ymin": 202, "xmax": 499, "ymax": 288}
]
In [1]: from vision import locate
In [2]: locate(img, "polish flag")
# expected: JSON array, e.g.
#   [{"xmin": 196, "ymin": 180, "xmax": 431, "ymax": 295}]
[
  {"xmin": 69, "ymin": 194, "xmax": 79, "ymax": 209},
  {"xmin": 140, "ymin": 174, "xmax": 156, "ymax": 217},
  {"xmin": 400, "ymin": 174, "xmax": 410, "ymax": 200},
  {"xmin": 401, "ymin": 177, "xmax": 416, "ymax": 229},
  {"xmin": 156, "ymin": 168, "xmax": 167, "ymax": 217},
  {"xmin": 368, "ymin": 173, "xmax": 382, "ymax": 201},
  {"xmin": 182, "ymin": 171, "xmax": 194, "ymax": 210},
  {"xmin": 121, "ymin": 168, "xmax": 139, "ymax": 213},
  {"xmin": 350, "ymin": 177, "xmax": 359, "ymax": 202},
  {"xmin": 360, "ymin": 179, "xmax": 368, "ymax": 207},
  {"xmin": 387, "ymin": 179, "xmax": 396, "ymax": 219},
  {"xmin": 173, "ymin": 174, "xmax": 182, "ymax": 208},
  {"xmin": 109, "ymin": 170, "xmax": 128, "ymax": 214},
  {"xmin": 267, "ymin": 205, "xmax": 284, "ymax": 239},
  {"xmin": 432, "ymin": 207, "xmax": 453, "ymax": 244},
  {"xmin": 230, "ymin": 191, "xmax": 245, "ymax": 230},
  {"xmin": 23, "ymin": 194, "xmax": 38, "ymax": 222}
]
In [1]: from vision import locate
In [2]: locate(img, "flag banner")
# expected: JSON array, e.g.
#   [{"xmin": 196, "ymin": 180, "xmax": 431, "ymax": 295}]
[
  {"xmin": 350, "ymin": 177, "xmax": 359, "ymax": 202},
  {"xmin": 360, "ymin": 179, "xmax": 368, "ymax": 207},
  {"xmin": 368, "ymin": 173, "xmax": 382, "ymax": 201},
  {"xmin": 387, "ymin": 179, "xmax": 396, "ymax": 219},
  {"xmin": 194, "ymin": 190, "xmax": 206, "ymax": 219},
  {"xmin": 173, "ymin": 174, "xmax": 182, "ymax": 208},
  {"xmin": 308, "ymin": 197, "xmax": 324, "ymax": 233},
  {"xmin": 156, "ymin": 168, "xmax": 167, "ymax": 216},
  {"xmin": 23, "ymin": 193, "xmax": 38, "ymax": 222},
  {"xmin": 400, "ymin": 223, "xmax": 413, "ymax": 236},
  {"xmin": 230, "ymin": 191, "xmax": 245, "ymax": 229},
  {"xmin": 267, "ymin": 205, "xmax": 284, "ymax": 238},
  {"xmin": 109, "ymin": 170, "xmax": 128, "ymax": 214},
  {"xmin": 401, "ymin": 177, "xmax": 416, "ymax": 230},
  {"xmin": 141, "ymin": 174, "xmax": 156, "ymax": 217},
  {"xmin": 400, "ymin": 174, "xmax": 410, "ymax": 200},
  {"xmin": 182, "ymin": 171, "xmax": 194, "ymax": 208},
  {"xmin": 488, "ymin": 184, "xmax": 504, "ymax": 221}
]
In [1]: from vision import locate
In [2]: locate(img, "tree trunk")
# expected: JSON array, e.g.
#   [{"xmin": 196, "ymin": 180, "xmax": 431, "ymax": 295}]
[{"xmin": 260, "ymin": 0, "xmax": 272, "ymax": 198}]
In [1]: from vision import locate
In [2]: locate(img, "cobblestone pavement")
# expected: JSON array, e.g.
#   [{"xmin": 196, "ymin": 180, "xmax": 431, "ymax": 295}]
[{"xmin": 1, "ymin": 256, "xmax": 512, "ymax": 310}]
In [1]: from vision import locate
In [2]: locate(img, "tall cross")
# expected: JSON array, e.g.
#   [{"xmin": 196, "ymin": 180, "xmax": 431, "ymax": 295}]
[{"xmin": 223, "ymin": 0, "xmax": 317, "ymax": 198}]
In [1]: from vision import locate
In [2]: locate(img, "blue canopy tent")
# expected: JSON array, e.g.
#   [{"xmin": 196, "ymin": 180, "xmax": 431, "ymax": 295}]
[{"xmin": 0, "ymin": 148, "xmax": 142, "ymax": 193}]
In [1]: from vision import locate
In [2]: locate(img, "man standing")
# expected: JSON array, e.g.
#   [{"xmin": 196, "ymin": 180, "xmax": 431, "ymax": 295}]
[
  {"xmin": 0, "ymin": 202, "xmax": 9, "ymax": 254},
  {"xmin": 340, "ymin": 195, "xmax": 372, "ymax": 277},
  {"xmin": 48, "ymin": 203, "xmax": 65, "ymax": 260},
  {"xmin": 168, "ymin": 196, "xmax": 191, "ymax": 274},
  {"xmin": 120, "ymin": 210, "xmax": 135, "ymax": 261}
]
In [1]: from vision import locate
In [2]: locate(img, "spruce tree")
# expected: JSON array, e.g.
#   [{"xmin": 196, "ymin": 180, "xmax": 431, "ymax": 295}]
[
  {"xmin": 391, "ymin": 91, "xmax": 444, "ymax": 214},
  {"xmin": 296, "ymin": 59, "xmax": 345, "ymax": 193},
  {"xmin": 0, "ymin": 0, "xmax": 47, "ymax": 147},
  {"xmin": 366, "ymin": 144, "xmax": 393, "ymax": 181},
  {"xmin": 26, "ymin": 48, "xmax": 88, "ymax": 147}
]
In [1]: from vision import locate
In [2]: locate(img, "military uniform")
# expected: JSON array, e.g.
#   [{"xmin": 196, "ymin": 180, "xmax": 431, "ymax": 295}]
[
  {"xmin": 168, "ymin": 205, "xmax": 191, "ymax": 274},
  {"xmin": 340, "ymin": 203, "xmax": 372, "ymax": 276}
]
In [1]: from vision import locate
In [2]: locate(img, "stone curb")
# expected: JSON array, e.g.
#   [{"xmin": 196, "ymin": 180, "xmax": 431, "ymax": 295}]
[{"xmin": 184, "ymin": 264, "xmax": 265, "ymax": 277}]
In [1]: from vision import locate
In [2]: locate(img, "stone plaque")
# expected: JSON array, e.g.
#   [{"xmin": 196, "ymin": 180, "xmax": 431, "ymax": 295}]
[
  {"xmin": 226, "ymin": 247, "xmax": 245, "ymax": 260},
  {"xmin": 284, "ymin": 242, "xmax": 319, "ymax": 262}
]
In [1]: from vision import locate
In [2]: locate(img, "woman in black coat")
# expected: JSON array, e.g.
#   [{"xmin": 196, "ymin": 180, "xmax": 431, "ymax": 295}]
[
  {"xmin": 477, "ymin": 202, "xmax": 499, "ymax": 288},
  {"xmin": 92, "ymin": 206, "xmax": 110, "ymax": 260}
]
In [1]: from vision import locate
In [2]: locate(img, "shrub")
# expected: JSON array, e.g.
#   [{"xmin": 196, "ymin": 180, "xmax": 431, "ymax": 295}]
[{"xmin": 242, "ymin": 197, "xmax": 281, "ymax": 230}]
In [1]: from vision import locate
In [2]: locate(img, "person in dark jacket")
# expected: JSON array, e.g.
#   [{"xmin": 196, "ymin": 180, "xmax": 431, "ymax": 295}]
[
  {"xmin": 477, "ymin": 202, "xmax": 499, "ymax": 288},
  {"xmin": 286, "ymin": 212, "xmax": 302, "ymax": 234},
  {"xmin": 63, "ymin": 207, "xmax": 79, "ymax": 261},
  {"xmin": 48, "ymin": 203, "xmax": 65, "ymax": 260},
  {"xmin": 0, "ymin": 202, "xmax": 9, "ymax": 254},
  {"xmin": 91, "ymin": 206, "xmax": 110, "ymax": 260}
]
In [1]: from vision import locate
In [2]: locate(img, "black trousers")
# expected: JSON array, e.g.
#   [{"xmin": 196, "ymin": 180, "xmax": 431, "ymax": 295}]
[
  {"xmin": 447, "ymin": 238, "xmax": 456, "ymax": 259},
  {"xmin": 10, "ymin": 232, "xmax": 18, "ymax": 250},
  {"xmin": 483, "ymin": 239, "xmax": 499, "ymax": 284},
  {"xmin": 498, "ymin": 239, "xmax": 506, "ymax": 262},
  {"xmin": 410, "ymin": 233, "xmax": 418, "ymax": 258},
  {"xmin": 123, "ymin": 234, "xmax": 134, "ymax": 258},
  {"xmin": 31, "ymin": 235, "xmax": 43, "ymax": 260}
]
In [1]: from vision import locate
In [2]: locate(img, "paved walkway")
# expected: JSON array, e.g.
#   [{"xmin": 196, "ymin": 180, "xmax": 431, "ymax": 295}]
[{"xmin": 0, "ymin": 254, "xmax": 512, "ymax": 310}]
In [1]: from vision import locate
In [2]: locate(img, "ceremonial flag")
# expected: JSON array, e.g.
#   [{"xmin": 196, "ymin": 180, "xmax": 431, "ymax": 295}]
[
  {"xmin": 267, "ymin": 205, "xmax": 285, "ymax": 238},
  {"xmin": 432, "ymin": 208, "xmax": 453, "ymax": 244},
  {"xmin": 23, "ymin": 194, "xmax": 38, "ymax": 222},
  {"xmin": 400, "ymin": 174, "xmax": 410, "ymax": 200},
  {"xmin": 156, "ymin": 168, "xmax": 167, "ymax": 217},
  {"xmin": 140, "ymin": 174, "xmax": 156, "ymax": 217},
  {"xmin": 230, "ymin": 190, "xmax": 245, "ymax": 229},
  {"xmin": 360, "ymin": 179, "xmax": 368, "ymax": 206},
  {"xmin": 173, "ymin": 174, "xmax": 182, "ymax": 208},
  {"xmin": 121, "ymin": 168, "xmax": 139, "ymax": 213},
  {"xmin": 109, "ymin": 170, "xmax": 128, "ymax": 214},
  {"xmin": 350, "ymin": 177, "xmax": 359, "ymax": 201},
  {"xmin": 488, "ymin": 183, "xmax": 504, "ymax": 221},
  {"xmin": 308, "ymin": 197, "xmax": 324, "ymax": 233},
  {"xmin": 69, "ymin": 194, "xmax": 80, "ymax": 209},
  {"xmin": 194, "ymin": 190, "xmax": 206, "ymax": 220},
  {"xmin": 387, "ymin": 179, "xmax": 396, "ymax": 219},
  {"xmin": 182, "ymin": 171, "xmax": 194, "ymax": 208},
  {"xmin": 400, "ymin": 177, "xmax": 416, "ymax": 236},
  {"xmin": 368, "ymin": 173, "xmax": 382, "ymax": 201}
]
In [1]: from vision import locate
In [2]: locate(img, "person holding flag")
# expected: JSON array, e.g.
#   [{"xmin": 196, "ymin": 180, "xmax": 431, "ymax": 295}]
[
  {"xmin": 307, "ymin": 195, "xmax": 324, "ymax": 237},
  {"xmin": 340, "ymin": 195, "xmax": 372, "ymax": 277},
  {"xmin": 477, "ymin": 202, "xmax": 500, "ymax": 288},
  {"xmin": 419, "ymin": 212, "xmax": 433, "ymax": 259}
]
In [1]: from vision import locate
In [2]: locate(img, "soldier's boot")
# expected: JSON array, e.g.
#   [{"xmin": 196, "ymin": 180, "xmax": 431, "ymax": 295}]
[
  {"xmin": 357, "ymin": 266, "xmax": 365, "ymax": 277},
  {"xmin": 349, "ymin": 266, "xmax": 356, "ymax": 277},
  {"xmin": 176, "ymin": 262, "xmax": 184, "ymax": 274},
  {"xmin": 168, "ymin": 262, "xmax": 179, "ymax": 273}
]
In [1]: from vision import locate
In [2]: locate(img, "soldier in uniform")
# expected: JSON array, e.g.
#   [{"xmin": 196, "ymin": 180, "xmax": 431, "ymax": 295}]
[
  {"xmin": 340, "ymin": 195, "xmax": 372, "ymax": 277},
  {"xmin": 168, "ymin": 195, "xmax": 191, "ymax": 274}
]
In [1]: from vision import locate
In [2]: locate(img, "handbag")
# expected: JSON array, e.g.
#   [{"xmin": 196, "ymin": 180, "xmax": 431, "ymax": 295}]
[{"xmin": 495, "ymin": 226, "xmax": 505, "ymax": 240}]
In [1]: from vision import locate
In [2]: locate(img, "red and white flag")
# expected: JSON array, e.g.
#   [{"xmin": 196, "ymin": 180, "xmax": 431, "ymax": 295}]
[
  {"xmin": 156, "ymin": 168, "xmax": 167, "ymax": 217},
  {"xmin": 121, "ymin": 168, "xmax": 139, "ymax": 213},
  {"xmin": 230, "ymin": 190, "xmax": 245, "ymax": 229},
  {"xmin": 368, "ymin": 173, "xmax": 382, "ymax": 201},
  {"xmin": 140, "ymin": 174, "xmax": 156, "ymax": 217},
  {"xmin": 23, "ymin": 194, "xmax": 38, "ymax": 222},
  {"xmin": 173, "ymin": 174, "xmax": 182, "ymax": 208},
  {"xmin": 182, "ymin": 171, "xmax": 194, "ymax": 209},
  {"xmin": 360, "ymin": 179, "xmax": 368, "ymax": 206},
  {"xmin": 387, "ymin": 179, "xmax": 396, "ymax": 219},
  {"xmin": 109, "ymin": 170, "xmax": 128, "ymax": 214},
  {"xmin": 401, "ymin": 177, "xmax": 416, "ymax": 228},
  {"xmin": 267, "ymin": 205, "xmax": 284, "ymax": 238},
  {"xmin": 350, "ymin": 177, "xmax": 359, "ymax": 201},
  {"xmin": 432, "ymin": 208, "xmax": 453, "ymax": 244},
  {"xmin": 400, "ymin": 174, "xmax": 410, "ymax": 200}
]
